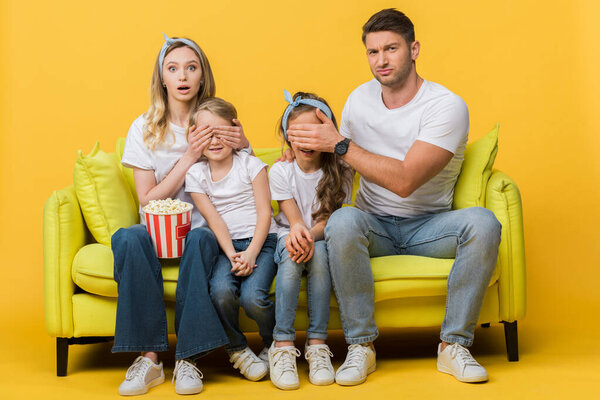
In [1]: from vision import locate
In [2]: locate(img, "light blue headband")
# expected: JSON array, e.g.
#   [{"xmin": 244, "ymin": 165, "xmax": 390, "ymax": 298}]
[
  {"xmin": 281, "ymin": 90, "xmax": 333, "ymax": 140},
  {"xmin": 158, "ymin": 33, "xmax": 203, "ymax": 79}
]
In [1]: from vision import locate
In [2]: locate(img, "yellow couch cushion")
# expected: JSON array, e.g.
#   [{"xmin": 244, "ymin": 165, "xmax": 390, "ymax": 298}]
[
  {"xmin": 72, "ymin": 244, "xmax": 499, "ymax": 304},
  {"xmin": 73, "ymin": 142, "xmax": 139, "ymax": 245},
  {"xmin": 453, "ymin": 124, "xmax": 499, "ymax": 209}
]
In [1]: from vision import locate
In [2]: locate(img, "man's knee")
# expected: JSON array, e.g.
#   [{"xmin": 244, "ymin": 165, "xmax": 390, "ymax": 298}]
[
  {"xmin": 462, "ymin": 207, "xmax": 502, "ymax": 246},
  {"xmin": 324, "ymin": 207, "xmax": 368, "ymax": 241}
]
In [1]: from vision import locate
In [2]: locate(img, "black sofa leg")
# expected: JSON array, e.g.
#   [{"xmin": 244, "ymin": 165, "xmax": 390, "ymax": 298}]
[
  {"xmin": 502, "ymin": 321, "xmax": 519, "ymax": 361},
  {"xmin": 481, "ymin": 323, "xmax": 490, "ymax": 328},
  {"xmin": 57, "ymin": 338, "xmax": 69, "ymax": 376}
]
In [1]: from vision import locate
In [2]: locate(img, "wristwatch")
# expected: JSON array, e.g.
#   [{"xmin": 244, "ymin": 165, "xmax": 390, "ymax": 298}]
[{"xmin": 334, "ymin": 138, "xmax": 351, "ymax": 156}]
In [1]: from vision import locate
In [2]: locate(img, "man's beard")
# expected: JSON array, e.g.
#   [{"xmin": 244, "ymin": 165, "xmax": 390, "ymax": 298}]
[{"xmin": 373, "ymin": 56, "xmax": 414, "ymax": 88}]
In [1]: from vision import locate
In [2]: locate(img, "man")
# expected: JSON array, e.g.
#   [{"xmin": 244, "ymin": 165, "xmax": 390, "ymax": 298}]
[{"xmin": 286, "ymin": 9, "xmax": 501, "ymax": 385}]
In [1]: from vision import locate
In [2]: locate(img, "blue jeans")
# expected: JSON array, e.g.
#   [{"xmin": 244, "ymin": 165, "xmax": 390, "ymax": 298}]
[
  {"xmin": 273, "ymin": 236, "xmax": 331, "ymax": 342},
  {"xmin": 111, "ymin": 225, "xmax": 229, "ymax": 360},
  {"xmin": 324, "ymin": 206, "xmax": 501, "ymax": 347},
  {"xmin": 209, "ymin": 234, "xmax": 277, "ymax": 352}
]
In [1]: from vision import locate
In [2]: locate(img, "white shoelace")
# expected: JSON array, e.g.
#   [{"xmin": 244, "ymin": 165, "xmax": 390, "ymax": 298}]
[
  {"xmin": 342, "ymin": 344, "xmax": 370, "ymax": 369},
  {"xmin": 230, "ymin": 348, "xmax": 262, "ymax": 375},
  {"xmin": 271, "ymin": 347, "xmax": 301, "ymax": 377},
  {"xmin": 448, "ymin": 344, "xmax": 481, "ymax": 370},
  {"xmin": 125, "ymin": 356, "xmax": 151, "ymax": 381},
  {"xmin": 172, "ymin": 359, "xmax": 203, "ymax": 384},
  {"xmin": 305, "ymin": 345, "xmax": 333, "ymax": 371}
]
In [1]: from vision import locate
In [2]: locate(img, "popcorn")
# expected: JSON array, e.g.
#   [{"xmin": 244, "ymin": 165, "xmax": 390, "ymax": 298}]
[{"xmin": 143, "ymin": 198, "xmax": 193, "ymax": 215}]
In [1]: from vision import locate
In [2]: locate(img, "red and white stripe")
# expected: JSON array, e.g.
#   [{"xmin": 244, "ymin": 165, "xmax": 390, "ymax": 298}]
[{"xmin": 145, "ymin": 209, "xmax": 192, "ymax": 258}]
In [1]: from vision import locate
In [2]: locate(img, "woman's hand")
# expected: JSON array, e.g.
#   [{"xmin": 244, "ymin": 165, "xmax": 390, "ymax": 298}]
[
  {"xmin": 184, "ymin": 124, "xmax": 213, "ymax": 162},
  {"xmin": 286, "ymin": 224, "xmax": 314, "ymax": 263},
  {"xmin": 274, "ymin": 148, "xmax": 295, "ymax": 163},
  {"xmin": 212, "ymin": 119, "xmax": 250, "ymax": 150}
]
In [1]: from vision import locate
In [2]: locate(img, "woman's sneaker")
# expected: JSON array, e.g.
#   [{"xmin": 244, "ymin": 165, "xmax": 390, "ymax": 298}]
[
  {"xmin": 118, "ymin": 356, "xmax": 165, "ymax": 396},
  {"xmin": 437, "ymin": 343, "xmax": 489, "ymax": 383},
  {"xmin": 304, "ymin": 344, "xmax": 335, "ymax": 386},
  {"xmin": 228, "ymin": 347, "xmax": 268, "ymax": 381},
  {"xmin": 335, "ymin": 343, "xmax": 376, "ymax": 386},
  {"xmin": 268, "ymin": 342, "xmax": 301, "ymax": 390},
  {"xmin": 172, "ymin": 359, "xmax": 203, "ymax": 395}
]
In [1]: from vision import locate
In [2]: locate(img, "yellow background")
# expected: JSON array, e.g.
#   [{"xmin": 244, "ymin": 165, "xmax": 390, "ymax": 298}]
[{"xmin": 1, "ymin": 0, "xmax": 599, "ymax": 398}]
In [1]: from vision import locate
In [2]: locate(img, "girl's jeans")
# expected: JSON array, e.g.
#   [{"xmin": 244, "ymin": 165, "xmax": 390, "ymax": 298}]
[
  {"xmin": 272, "ymin": 235, "xmax": 331, "ymax": 342},
  {"xmin": 111, "ymin": 225, "xmax": 229, "ymax": 360}
]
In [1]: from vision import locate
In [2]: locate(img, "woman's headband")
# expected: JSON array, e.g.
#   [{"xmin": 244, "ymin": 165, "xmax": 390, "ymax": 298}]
[
  {"xmin": 158, "ymin": 33, "xmax": 203, "ymax": 79},
  {"xmin": 281, "ymin": 90, "xmax": 332, "ymax": 140}
]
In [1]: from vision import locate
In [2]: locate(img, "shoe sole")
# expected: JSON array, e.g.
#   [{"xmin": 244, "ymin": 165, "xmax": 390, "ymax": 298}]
[
  {"xmin": 119, "ymin": 374, "xmax": 165, "ymax": 396},
  {"xmin": 335, "ymin": 362, "xmax": 376, "ymax": 386},
  {"xmin": 310, "ymin": 377, "xmax": 335, "ymax": 386},
  {"xmin": 175, "ymin": 385, "xmax": 203, "ymax": 395},
  {"xmin": 437, "ymin": 363, "xmax": 488, "ymax": 383},
  {"xmin": 244, "ymin": 367, "xmax": 268, "ymax": 382}
]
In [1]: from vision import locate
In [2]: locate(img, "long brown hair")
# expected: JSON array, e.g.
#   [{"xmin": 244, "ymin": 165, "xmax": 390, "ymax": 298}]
[
  {"xmin": 278, "ymin": 92, "xmax": 353, "ymax": 223},
  {"xmin": 144, "ymin": 38, "xmax": 216, "ymax": 150}
]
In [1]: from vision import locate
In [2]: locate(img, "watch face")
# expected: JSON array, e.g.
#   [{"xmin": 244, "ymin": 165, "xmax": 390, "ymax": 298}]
[{"xmin": 335, "ymin": 139, "xmax": 349, "ymax": 155}]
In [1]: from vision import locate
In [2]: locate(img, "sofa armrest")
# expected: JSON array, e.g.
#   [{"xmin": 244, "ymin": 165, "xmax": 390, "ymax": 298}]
[
  {"xmin": 44, "ymin": 186, "xmax": 87, "ymax": 337},
  {"xmin": 485, "ymin": 170, "xmax": 526, "ymax": 322}
]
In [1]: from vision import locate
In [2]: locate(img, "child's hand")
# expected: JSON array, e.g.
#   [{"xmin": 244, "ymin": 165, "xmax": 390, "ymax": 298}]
[
  {"xmin": 185, "ymin": 124, "xmax": 213, "ymax": 161},
  {"xmin": 212, "ymin": 119, "xmax": 250, "ymax": 150},
  {"xmin": 286, "ymin": 224, "xmax": 314, "ymax": 263},
  {"xmin": 231, "ymin": 251, "xmax": 257, "ymax": 277}
]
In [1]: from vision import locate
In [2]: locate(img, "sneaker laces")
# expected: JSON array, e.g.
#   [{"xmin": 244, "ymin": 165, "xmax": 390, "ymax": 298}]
[
  {"xmin": 342, "ymin": 344, "xmax": 370, "ymax": 369},
  {"xmin": 125, "ymin": 356, "xmax": 150, "ymax": 381},
  {"xmin": 271, "ymin": 347, "xmax": 301, "ymax": 377},
  {"xmin": 448, "ymin": 344, "xmax": 481, "ymax": 370},
  {"xmin": 172, "ymin": 359, "xmax": 203, "ymax": 385},
  {"xmin": 230, "ymin": 348, "xmax": 263, "ymax": 375},
  {"xmin": 305, "ymin": 345, "xmax": 333, "ymax": 371}
]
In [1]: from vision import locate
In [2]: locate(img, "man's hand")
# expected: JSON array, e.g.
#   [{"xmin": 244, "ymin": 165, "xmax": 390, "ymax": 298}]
[
  {"xmin": 212, "ymin": 119, "xmax": 250, "ymax": 150},
  {"xmin": 285, "ymin": 224, "xmax": 314, "ymax": 263},
  {"xmin": 286, "ymin": 109, "xmax": 344, "ymax": 153}
]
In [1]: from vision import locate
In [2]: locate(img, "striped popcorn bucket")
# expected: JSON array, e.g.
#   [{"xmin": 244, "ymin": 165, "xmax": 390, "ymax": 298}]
[{"xmin": 144, "ymin": 209, "xmax": 192, "ymax": 258}]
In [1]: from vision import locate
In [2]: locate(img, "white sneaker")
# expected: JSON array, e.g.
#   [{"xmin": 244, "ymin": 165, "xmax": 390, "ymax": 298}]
[
  {"xmin": 172, "ymin": 359, "xmax": 203, "ymax": 395},
  {"xmin": 228, "ymin": 347, "xmax": 268, "ymax": 381},
  {"xmin": 118, "ymin": 356, "xmax": 165, "ymax": 396},
  {"xmin": 335, "ymin": 343, "xmax": 376, "ymax": 386},
  {"xmin": 304, "ymin": 344, "xmax": 335, "ymax": 386},
  {"xmin": 268, "ymin": 342, "xmax": 301, "ymax": 390},
  {"xmin": 437, "ymin": 343, "xmax": 489, "ymax": 383},
  {"xmin": 257, "ymin": 347, "xmax": 269, "ymax": 368}
]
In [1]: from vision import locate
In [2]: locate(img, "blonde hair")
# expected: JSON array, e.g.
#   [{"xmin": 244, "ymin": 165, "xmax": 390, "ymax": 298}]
[
  {"xmin": 143, "ymin": 39, "xmax": 216, "ymax": 150},
  {"xmin": 186, "ymin": 97, "xmax": 237, "ymax": 138},
  {"xmin": 278, "ymin": 92, "xmax": 353, "ymax": 222}
]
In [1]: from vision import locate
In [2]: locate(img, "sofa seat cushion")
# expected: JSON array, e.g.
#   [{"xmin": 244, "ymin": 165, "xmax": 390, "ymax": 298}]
[{"xmin": 72, "ymin": 244, "xmax": 500, "ymax": 304}]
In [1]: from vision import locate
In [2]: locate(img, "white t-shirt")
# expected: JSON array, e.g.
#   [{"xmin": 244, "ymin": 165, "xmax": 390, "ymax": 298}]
[
  {"xmin": 340, "ymin": 79, "xmax": 469, "ymax": 217},
  {"xmin": 185, "ymin": 151, "xmax": 276, "ymax": 239},
  {"xmin": 269, "ymin": 160, "xmax": 352, "ymax": 238}
]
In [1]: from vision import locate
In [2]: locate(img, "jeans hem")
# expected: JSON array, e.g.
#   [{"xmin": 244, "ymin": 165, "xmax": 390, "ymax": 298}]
[
  {"xmin": 225, "ymin": 343, "xmax": 249, "ymax": 353},
  {"xmin": 111, "ymin": 344, "xmax": 169, "ymax": 353},
  {"xmin": 440, "ymin": 335, "xmax": 473, "ymax": 347},
  {"xmin": 273, "ymin": 333, "xmax": 296, "ymax": 342},
  {"xmin": 175, "ymin": 338, "xmax": 230, "ymax": 360},
  {"xmin": 345, "ymin": 331, "xmax": 378, "ymax": 345},
  {"xmin": 306, "ymin": 332, "xmax": 328, "ymax": 340}
]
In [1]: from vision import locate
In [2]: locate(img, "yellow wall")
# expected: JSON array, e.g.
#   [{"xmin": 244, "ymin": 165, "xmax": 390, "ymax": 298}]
[{"xmin": 1, "ymin": 0, "xmax": 599, "ymax": 343}]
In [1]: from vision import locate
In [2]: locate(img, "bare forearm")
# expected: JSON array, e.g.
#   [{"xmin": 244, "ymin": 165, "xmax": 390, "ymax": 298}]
[
  {"xmin": 309, "ymin": 220, "xmax": 326, "ymax": 241},
  {"xmin": 137, "ymin": 155, "xmax": 197, "ymax": 206},
  {"xmin": 208, "ymin": 219, "xmax": 236, "ymax": 257},
  {"xmin": 247, "ymin": 211, "xmax": 270, "ymax": 254}
]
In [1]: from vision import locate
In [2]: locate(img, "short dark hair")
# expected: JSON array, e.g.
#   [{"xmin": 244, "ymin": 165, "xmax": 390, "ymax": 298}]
[{"xmin": 362, "ymin": 9, "xmax": 415, "ymax": 45}]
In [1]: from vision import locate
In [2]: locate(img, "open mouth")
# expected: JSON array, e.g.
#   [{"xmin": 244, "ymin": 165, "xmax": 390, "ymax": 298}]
[
  {"xmin": 208, "ymin": 147, "xmax": 223, "ymax": 152},
  {"xmin": 177, "ymin": 85, "xmax": 191, "ymax": 91},
  {"xmin": 299, "ymin": 148, "xmax": 314, "ymax": 155}
]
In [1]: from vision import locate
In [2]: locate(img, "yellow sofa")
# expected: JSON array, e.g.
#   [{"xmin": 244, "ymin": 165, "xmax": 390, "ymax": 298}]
[{"xmin": 44, "ymin": 125, "xmax": 525, "ymax": 376}]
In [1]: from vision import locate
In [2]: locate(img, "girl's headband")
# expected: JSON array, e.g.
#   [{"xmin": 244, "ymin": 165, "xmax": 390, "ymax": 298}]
[
  {"xmin": 281, "ymin": 90, "xmax": 332, "ymax": 140},
  {"xmin": 158, "ymin": 33, "xmax": 203, "ymax": 79}
]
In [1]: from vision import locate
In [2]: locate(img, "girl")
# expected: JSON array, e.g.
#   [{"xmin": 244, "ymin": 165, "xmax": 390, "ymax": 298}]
[
  {"xmin": 267, "ymin": 91, "xmax": 353, "ymax": 390},
  {"xmin": 113, "ymin": 34, "xmax": 251, "ymax": 396},
  {"xmin": 185, "ymin": 98, "xmax": 278, "ymax": 382}
]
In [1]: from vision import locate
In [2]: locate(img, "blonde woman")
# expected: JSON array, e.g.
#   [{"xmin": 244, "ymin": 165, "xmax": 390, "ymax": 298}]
[{"xmin": 112, "ymin": 34, "xmax": 251, "ymax": 396}]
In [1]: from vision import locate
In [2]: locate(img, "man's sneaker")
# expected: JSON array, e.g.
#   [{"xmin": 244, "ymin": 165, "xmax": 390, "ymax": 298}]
[
  {"xmin": 118, "ymin": 356, "xmax": 165, "ymax": 396},
  {"xmin": 228, "ymin": 347, "xmax": 268, "ymax": 381},
  {"xmin": 304, "ymin": 344, "xmax": 335, "ymax": 386},
  {"xmin": 335, "ymin": 343, "xmax": 376, "ymax": 386},
  {"xmin": 437, "ymin": 343, "xmax": 489, "ymax": 383},
  {"xmin": 257, "ymin": 347, "xmax": 269, "ymax": 368},
  {"xmin": 268, "ymin": 342, "xmax": 301, "ymax": 390},
  {"xmin": 172, "ymin": 359, "xmax": 203, "ymax": 395}
]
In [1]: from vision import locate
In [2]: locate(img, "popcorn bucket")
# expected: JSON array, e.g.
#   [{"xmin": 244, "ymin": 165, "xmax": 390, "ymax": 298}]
[{"xmin": 144, "ymin": 209, "xmax": 192, "ymax": 258}]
